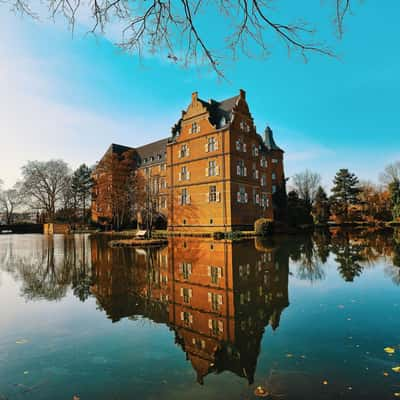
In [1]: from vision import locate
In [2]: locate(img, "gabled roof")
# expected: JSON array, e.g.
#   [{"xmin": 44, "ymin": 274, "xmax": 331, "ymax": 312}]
[
  {"xmin": 172, "ymin": 93, "xmax": 241, "ymax": 136},
  {"xmin": 203, "ymin": 95, "xmax": 240, "ymax": 128},
  {"xmin": 136, "ymin": 138, "xmax": 169, "ymax": 166}
]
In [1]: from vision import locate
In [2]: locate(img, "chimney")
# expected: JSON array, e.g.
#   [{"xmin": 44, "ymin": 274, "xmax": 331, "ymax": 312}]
[
  {"xmin": 192, "ymin": 91, "xmax": 198, "ymax": 102},
  {"xmin": 239, "ymin": 89, "xmax": 246, "ymax": 99}
]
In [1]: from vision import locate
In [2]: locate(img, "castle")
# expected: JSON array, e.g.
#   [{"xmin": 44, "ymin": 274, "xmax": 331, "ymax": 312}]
[{"xmin": 91, "ymin": 89, "xmax": 286, "ymax": 232}]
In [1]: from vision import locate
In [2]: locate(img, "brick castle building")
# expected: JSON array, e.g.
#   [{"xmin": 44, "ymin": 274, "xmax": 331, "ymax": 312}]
[{"xmin": 91, "ymin": 89, "xmax": 285, "ymax": 232}]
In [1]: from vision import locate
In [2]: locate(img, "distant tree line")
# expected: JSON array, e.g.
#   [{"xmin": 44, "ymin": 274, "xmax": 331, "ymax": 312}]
[
  {"xmin": 287, "ymin": 161, "xmax": 400, "ymax": 227},
  {"xmin": 0, "ymin": 160, "xmax": 93, "ymax": 225}
]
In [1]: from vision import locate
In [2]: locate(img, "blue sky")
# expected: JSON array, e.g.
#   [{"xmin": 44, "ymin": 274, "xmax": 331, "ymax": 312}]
[{"xmin": 0, "ymin": 1, "xmax": 399, "ymax": 189}]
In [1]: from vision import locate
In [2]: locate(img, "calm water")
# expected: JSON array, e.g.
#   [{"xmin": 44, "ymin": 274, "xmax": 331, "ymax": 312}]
[{"xmin": 0, "ymin": 230, "xmax": 399, "ymax": 400}]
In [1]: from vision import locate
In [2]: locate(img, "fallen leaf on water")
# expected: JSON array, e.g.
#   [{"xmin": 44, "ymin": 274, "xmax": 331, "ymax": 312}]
[
  {"xmin": 73, "ymin": 396, "xmax": 80, "ymax": 400},
  {"xmin": 385, "ymin": 347, "xmax": 396, "ymax": 354},
  {"xmin": 383, "ymin": 372, "xmax": 389, "ymax": 376},
  {"xmin": 391, "ymin": 366, "xmax": 400, "ymax": 373},
  {"xmin": 338, "ymin": 305, "xmax": 345, "ymax": 309},
  {"xmin": 394, "ymin": 393, "xmax": 400, "ymax": 397},
  {"xmin": 286, "ymin": 353, "xmax": 293, "ymax": 358},
  {"xmin": 254, "ymin": 386, "xmax": 269, "ymax": 397},
  {"xmin": 15, "ymin": 339, "xmax": 28, "ymax": 345},
  {"xmin": 322, "ymin": 380, "xmax": 328, "ymax": 385},
  {"xmin": 23, "ymin": 371, "xmax": 29, "ymax": 375}
]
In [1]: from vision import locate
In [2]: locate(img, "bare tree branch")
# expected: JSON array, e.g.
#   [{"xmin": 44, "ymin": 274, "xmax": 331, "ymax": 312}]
[{"xmin": 1, "ymin": 0, "xmax": 356, "ymax": 76}]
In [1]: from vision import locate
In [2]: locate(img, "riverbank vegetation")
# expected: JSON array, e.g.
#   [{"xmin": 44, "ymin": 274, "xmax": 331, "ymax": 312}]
[{"xmin": 287, "ymin": 162, "xmax": 400, "ymax": 229}]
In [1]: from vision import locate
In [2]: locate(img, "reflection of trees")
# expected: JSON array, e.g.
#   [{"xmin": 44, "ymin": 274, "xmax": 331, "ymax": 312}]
[
  {"xmin": 385, "ymin": 229, "xmax": 400, "ymax": 285},
  {"xmin": 0, "ymin": 235, "xmax": 92, "ymax": 301},
  {"xmin": 286, "ymin": 234, "xmax": 326, "ymax": 283},
  {"xmin": 330, "ymin": 231, "xmax": 365, "ymax": 282}
]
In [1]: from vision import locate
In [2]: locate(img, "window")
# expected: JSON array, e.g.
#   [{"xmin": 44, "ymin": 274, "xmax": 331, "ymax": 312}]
[
  {"xmin": 181, "ymin": 287, "xmax": 192, "ymax": 303},
  {"xmin": 181, "ymin": 311, "xmax": 193, "ymax": 326},
  {"xmin": 206, "ymin": 137, "xmax": 217, "ymax": 152},
  {"xmin": 253, "ymin": 188, "xmax": 260, "ymax": 205},
  {"xmin": 190, "ymin": 122, "xmax": 199, "ymax": 133},
  {"xmin": 240, "ymin": 120, "xmax": 250, "ymax": 132},
  {"xmin": 181, "ymin": 262, "xmax": 192, "ymax": 280},
  {"xmin": 261, "ymin": 174, "xmax": 267, "ymax": 187},
  {"xmin": 157, "ymin": 154, "xmax": 162, "ymax": 160},
  {"xmin": 252, "ymin": 144, "xmax": 259, "ymax": 157},
  {"xmin": 237, "ymin": 186, "xmax": 248, "ymax": 203},
  {"xmin": 272, "ymin": 172, "xmax": 276, "ymax": 180},
  {"xmin": 209, "ymin": 185, "xmax": 217, "ymax": 202},
  {"xmin": 160, "ymin": 197, "xmax": 167, "ymax": 209},
  {"xmin": 160, "ymin": 163, "xmax": 166, "ymax": 171},
  {"xmin": 260, "ymin": 156, "xmax": 267, "ymax": 168},
  {"xmin": 235, "ymin": 138, "xmax": 247, "ymax": 152},
  {"xmin": 160, "ymin": 178, "xmax": 167, "ymax": 189},
  {"xmin": 209, "ymin": 266, "xmax": 222, "ymax": 284},
  {"xmin": 272, "ymin": 158, "xmax": 278, "ymax": 164},
  {"xmin": 179, "ymin": 144, "xmax": 189, "ymax": 158},
  {"xmin": 252, "ymin": 163, "xmax": 259, "ymax": 180},
  {"xmin": 180, "ymin": 188, "xmax": 190, "ymax": 205},
  {"xmin": 261, "ymin": 193, "xmax": 269, "ymax": 208},
  {"xmin": 272, "ymin": 185, "xmax": 277, "ymax": 194},
  {"xmin": 179, "ymin": 166, "xmax": 189, "ymax": 181},
  {"xmin": 209, "ymin": 319, "xmax": 223, "ymax": 335},
  {"xmin": 236, "ymin": 160, "xmax": 247, "ymax": 177},
  {"xmin": 208, "ymin": 292, "xmax": 223, "ymax": 312},
  {"xmin": 206, "ymin": 160, "xmax": 219, "ymax": 177}
]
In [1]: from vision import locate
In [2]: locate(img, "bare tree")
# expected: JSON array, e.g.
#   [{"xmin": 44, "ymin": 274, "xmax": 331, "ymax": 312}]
[
  {"xmin": 0, "ymin": 184, "xmax": 23, "ymax": 224},
  {"xmin": 21, "ymin": 160, "xmax": 72, "ymax": 222},
  {"xmin": 291, "ymin": 169, "xmax": 322, "ymax": 210},
  {"xmin": 380, "ymin": 161, "xmax": 400, "ymax": 185},
  {"xmin": 1, "ymin": 0, "xmax": 356, "ymax": 76}
]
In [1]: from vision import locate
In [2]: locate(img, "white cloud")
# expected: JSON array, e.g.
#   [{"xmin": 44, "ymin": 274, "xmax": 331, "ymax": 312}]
[{"xmin": 0, "ymin": 26, "xmax": 169, "ymax": 188}]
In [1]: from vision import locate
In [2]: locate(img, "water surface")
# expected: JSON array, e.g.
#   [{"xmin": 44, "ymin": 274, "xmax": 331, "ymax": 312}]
[{"xmin": 0, "ymin": 230, "xmax": 399, "ymax": 399}]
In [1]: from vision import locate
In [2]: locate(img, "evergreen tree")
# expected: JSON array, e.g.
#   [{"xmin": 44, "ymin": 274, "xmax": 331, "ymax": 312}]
[
  {"xmin": 330, "ymin": 169, "xmax": 361, "ymax": 220},
  {"xmin": 71, "ymin": 164, "xmax": 93, "ymax": 224},
  {"xmin": 389, "ymin": 180, "xmax": 400, "ymax": 220},
  {"xmin": 312, "ymin": 186, "xmax": 330, "ymax": 224}
]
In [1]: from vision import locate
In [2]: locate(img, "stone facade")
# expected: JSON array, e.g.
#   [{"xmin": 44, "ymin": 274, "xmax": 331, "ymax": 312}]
[{"xmin": 91, "ymin": 89, "xmax": 285, "ymax": 232}]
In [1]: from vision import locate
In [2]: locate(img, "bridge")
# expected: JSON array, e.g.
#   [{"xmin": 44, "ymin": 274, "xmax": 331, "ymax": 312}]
[{"xmin": 0, "ymin": 224, "xmax": 44, "ymax": 234}]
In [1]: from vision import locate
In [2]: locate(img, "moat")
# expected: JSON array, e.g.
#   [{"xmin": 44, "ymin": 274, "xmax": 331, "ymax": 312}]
[{"xmin": 0, "ymin": 230, "xmax": 399, "ymax": 399}]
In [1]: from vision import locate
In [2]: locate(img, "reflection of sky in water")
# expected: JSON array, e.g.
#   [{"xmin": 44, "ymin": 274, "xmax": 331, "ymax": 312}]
[{"xmin": 0, "ymin": 232, "xmax": 399, "ymax": 400}]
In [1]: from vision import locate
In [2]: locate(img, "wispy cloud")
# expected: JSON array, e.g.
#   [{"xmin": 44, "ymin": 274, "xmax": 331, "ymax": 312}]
[{"xmin": 0, "ymin": 26, "xmax": 169, "ymax": 188}]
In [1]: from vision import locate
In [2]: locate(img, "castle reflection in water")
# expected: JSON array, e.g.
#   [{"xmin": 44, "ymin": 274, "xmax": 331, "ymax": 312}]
[
  {"xmin": 90, "ymin": 237, "xmax": 289, "ymax": 385},
  {"xmin": 2, "ymin": 229, "xmax": 400, "ymax": 385}
]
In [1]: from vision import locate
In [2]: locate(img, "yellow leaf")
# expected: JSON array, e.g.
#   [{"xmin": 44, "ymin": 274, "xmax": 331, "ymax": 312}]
[
  {"xmin": 15, "ymin": 339, "xmax": 28, "ymax": 345},
  {"xmin": 394, "ymin": 393, "xmax": 400, "ymax": 397},
  {"xmin": 391, "ymin": 366, "xmax": 400, "ymax": 373},
  {"xmin": 385, "ymin": 347, "xmax": 396, "ymax": 354},
  {"xmin": 383, "ymin": 372, "xmax": 389, "ymax": 376},
  {"xmin": 322, "ymin": 380, "xmax": 328, "ymax": 385}
]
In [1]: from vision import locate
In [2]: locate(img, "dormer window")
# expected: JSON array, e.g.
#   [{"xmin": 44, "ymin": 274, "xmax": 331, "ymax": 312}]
[
  {"xmin": 150, "ymin": 156, "xmax": 154, "ymax": 162},
  {"xmin": 190, "ymin": 122, "xmax": 200, "ymax": 134},
  {"xmin": 158, "ymin": 154, "xmax": 162, "ymax": 160},
  {"xmin": 143, "ymin": 158, "xmax": 148, "ymax": 163},
  {"xmin": 220, "ymin": 116, "xmax": 226, "ymax": 127}
]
